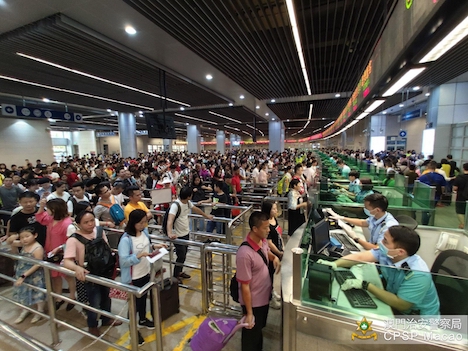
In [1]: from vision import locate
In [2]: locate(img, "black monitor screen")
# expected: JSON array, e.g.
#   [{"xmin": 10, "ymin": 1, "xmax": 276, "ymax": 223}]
[
  {"xmin": 312, "ymin": 219, "xmax": 330, "ymax": 253},
  {"xmin": 312, "ymin": 208, "xmax": 324, "ymax": 224},
  {"xmin": 145, "ymin": 114, "xmax": 176, "ymax": 139},
  {"xmin": 320, "ymin": 176, "xmax": 328, "ymax": 191}
]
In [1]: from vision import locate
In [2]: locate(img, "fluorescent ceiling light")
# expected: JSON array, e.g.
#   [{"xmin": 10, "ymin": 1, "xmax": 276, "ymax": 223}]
[
  {"xmin": 356, "ymin": 112, "xmax": 369, "ymax": 120},
  {"xmin": 180, "ymin": 107, "xmax": 185, "ymax": 111},
  {"xmin": 242, "ymin": 131, "xmax": 252, "ymax": 137},
  {"xmin": 364, "ymin": 99, "xmax": 386, "ymax": 113},
  {"xmin": 420, "ymin": 15, "xmax": 468, "ymax": 63},
  {"xmin": 335, "ymin": 93, "xmax": 341, "ymax": 98},
  {"xmin": 239, "ymin": 95, "xmax": 245, "ymax": 99},
  {"xmin": 399, "ymin": 104, "xmax": 404, "ymax": 107},
  {"xmin": 382, "ymin": 68, "xmax": 426, "ymax": 97},
  {"xmin": 412, "ymin": 86, "xmax": 420, "ymax": 91},
  {"xmin": 0, "ymin": 74, "xmax": 153, "ymax": 109},
  {"xmin": 206, "ymin": 74, "xmax": 213, "ymax": 80},
  {"xmin": 286, "ymin": 0, "xmax": 311, "ymax": 95},
  {"xmin": 313, "ymin": 128, "xmax": 322, "ymax": 133},
  {"xmin": 175, "ymin": 113, "xmax": 217, "ymax": 125},
  {"xmin": 42, "ymin": 98, "xmax": 50, "ymax": 103},
  {"xmin": 209, "ymin": 111, "xmax": 242, "ymax": 123},
  {"xmin": 323, "ymin": 120, "xmax": 334, "ymax": 128},
  {"xmin": 225, "ymin": 126, "xmax": 240, "ymax": 132},
  {"xmin": 246, "ymin": 124, "xmax": 265, "ymax": 136},
  {"xmin": 125, "ymin": 26, "xmax": 137, "ymax": 35},
  {"xmin": 17, "ymin": 53, "xmax": 190, "ymax": 107}
]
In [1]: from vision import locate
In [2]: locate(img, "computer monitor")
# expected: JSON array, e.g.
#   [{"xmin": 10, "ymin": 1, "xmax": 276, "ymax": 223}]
[
  {"xmin": 319, "ymin": 176, "xmax": 328, "ymax": 191},
  {"xmin": 312, "ymin": 207, "xmax": 324, "ymax": 224},
  {"xmin": 311, "ymin": 219, "xmax": 330, "ymax": 254}
]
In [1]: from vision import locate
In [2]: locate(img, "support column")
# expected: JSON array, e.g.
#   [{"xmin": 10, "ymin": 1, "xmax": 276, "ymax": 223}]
[
  {"xmin": 216, "ymin": 130, "xmax": 225, "ymax": 153},
  {"xmin": 187, "ymin": 125, "xmax": 201, "ymax": 154},
  {"xmin": 269, "ymin": 121, "xmax": 285, "ymax": 152},
  {"xmin": 118, "ymin": 112, "xmax": 137, "ymax": 158},
  {"xmin": 163, "ymin": 139, "xmax": 173, "ymax": 152}
]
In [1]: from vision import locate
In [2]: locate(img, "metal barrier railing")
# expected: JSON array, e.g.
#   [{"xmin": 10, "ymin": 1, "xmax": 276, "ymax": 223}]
[
  {"xmin": 202, "ymin": 242, "xmax": 241, "ymax": 316},
  {"xmin": 0, "ymin": 319, "xmax": 56, "ymax": 351},
  {"xmin": 0, "ymin": 249, "xmax": 163, "ymax": 351}
]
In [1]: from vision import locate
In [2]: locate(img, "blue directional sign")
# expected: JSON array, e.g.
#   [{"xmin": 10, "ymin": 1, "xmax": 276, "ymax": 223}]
[{"xmin": 399, "ymin": 130, "xmax": 407, "ymax": 138}]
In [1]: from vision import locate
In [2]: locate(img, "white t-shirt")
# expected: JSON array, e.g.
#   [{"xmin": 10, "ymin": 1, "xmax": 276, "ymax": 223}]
[
  {"xmin": 47, "ymin": 192, "xmax": 73, "ymax": 214},
  {"xmin": 131, "ymin": 233, "xmax": 151, "ymax": 280},
  {"xmin": 170, "ymin": 199, "xmax": 193, "ymax": 237}
]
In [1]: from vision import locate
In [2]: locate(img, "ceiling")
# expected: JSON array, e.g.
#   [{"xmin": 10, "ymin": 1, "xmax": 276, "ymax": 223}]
[{"xmin": 1, "ymin": 0, "xmax": 467, "ymax": 141}]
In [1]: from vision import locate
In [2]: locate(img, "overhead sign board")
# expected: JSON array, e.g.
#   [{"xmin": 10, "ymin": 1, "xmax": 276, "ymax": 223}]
[{"xmin": 1, "ymin": 104, "xmax": 81, "ymax": 122}]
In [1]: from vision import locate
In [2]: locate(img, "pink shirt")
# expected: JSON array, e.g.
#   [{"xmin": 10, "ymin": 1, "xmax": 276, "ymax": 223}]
[
  {"xmin": 35, "ymin": 212, "xmax": 72, "ymax": 253},
  {"xmin": 64, "ymin": 230, "xmax": 109, "ymax": 267},
  {"xmin": 236, "ymin": 234, "xmax": 271, "ymax": 307}
]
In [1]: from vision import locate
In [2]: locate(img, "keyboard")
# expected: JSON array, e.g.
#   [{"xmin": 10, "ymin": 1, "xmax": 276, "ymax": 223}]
[
  {"xmin": 330, "ymin": 232, "xmax": 360, "ymax": 252},
  {"xmin": 334, "ymin": 270, "xmax": 377, "ymax": 309}
]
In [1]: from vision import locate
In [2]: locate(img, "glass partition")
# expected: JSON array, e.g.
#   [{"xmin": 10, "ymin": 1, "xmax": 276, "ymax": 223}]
[{"xmin": 296, "ymin": 251, "xmax": 468, "ymax": 347}]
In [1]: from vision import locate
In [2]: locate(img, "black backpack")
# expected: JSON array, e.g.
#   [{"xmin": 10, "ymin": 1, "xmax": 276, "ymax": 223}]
[
  {"xmin": 230, "ymin": 241, "xmax": 268, "ymax": 303},
  {"xmin": 72, "ymin": 227, "xmax": 116, "ymax": 278},
  {"xmin": 162, "ymin": 201, "xmax": 181, "ymax": 235}
]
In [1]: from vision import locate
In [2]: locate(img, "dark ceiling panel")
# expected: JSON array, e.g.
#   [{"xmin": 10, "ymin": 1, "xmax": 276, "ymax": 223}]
[
  {"xmin": 125, "ymin": 0, "xmax": 397, "ymax": 100},
  {"xmin": 0, "ymin": 14, "xmax": 229, "ymax": 113}
]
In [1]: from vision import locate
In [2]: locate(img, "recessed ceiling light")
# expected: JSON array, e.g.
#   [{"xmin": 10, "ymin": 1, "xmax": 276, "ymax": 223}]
[
  {"xmin": 322, "ymin": 118, "xmax": 325, "ymax": 120},
  {"xmin": 412, "ymin": 86, "xmax": 420, "ymax": 91},
  {"xmin": 186, "ymin": 123, "xmax": 189, "ymax": 126},
  {"xmin": 399, "ymin": 104, "xmax": 404, "ymax": 107},
  {"xmin": 256, "ymin": 105, "xmax": 260, "ymax": 109},
  {"xmin": 125, "ymin": 26, "xmax": 137, "ymax": 35},
  {"xmin": 383, "ymin": 111, "xmax": 387, "ymax": 114},
  {"xmin": 265, "ymin": 113, "xmax": 269, "ymax": 116},
  {"xmin": 335, "ymin": 93, "xmax": 341, "ymax": 98},
  {"xmin": 180, "ymin": 107, "xmax": 185, "ymax": 111},
  {"xmin": 425, "ymin": 92, "xmax": 431, "ymax": 97},
  {"xmin": 271, "ymin": 99, "xmax": 276, "ymax": 103},
  {"xmin": 106, "ymin": 109, "xmax": 112, "ymax": 112},
  {"xmin": 287, "ymin": 119, "xmax": 290, "ymax": 122},
  {"xmin": 42, "ymin": 98, "xmax": 50, "ymax": 103},
  {"xmin": 229, "ymin": 103, "xmax": 233, "ymax": 106},
  {"xmin": 206, "ymin": 74, "xmax": 213, "ymax": 80},
  {"xmin": 138, "ymin": 111, "xmax": 143, "ymax": 114},
  {"xmin": 272, "ymin": 118, "xmax": 275, "ymax": 121},
  {"xmin": 240, "ymin": 95, "xmax": 245, "ymax": 99}
]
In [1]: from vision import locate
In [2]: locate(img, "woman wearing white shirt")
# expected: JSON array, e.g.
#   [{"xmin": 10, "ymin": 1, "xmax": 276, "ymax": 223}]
[
  {"xmin": 46, "ymin": 181, "xmax": 72, "ymax": 215},
  {"xmin": 287, "ymin": 179, "xmax": 308, "ymax": 236},
  {"xmin": 257, "ymin": 162, "xmax": 269, "ymax": 186}
]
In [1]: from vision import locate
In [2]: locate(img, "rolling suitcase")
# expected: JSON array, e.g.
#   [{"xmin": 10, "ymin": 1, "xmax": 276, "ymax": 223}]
[
  {"xmin": 160, "ymin": 277, "xmax": 179, "ymax": 321},
  {"xmin": 190, "ymin": 316, "xmax": 249, "ymax": 351}
]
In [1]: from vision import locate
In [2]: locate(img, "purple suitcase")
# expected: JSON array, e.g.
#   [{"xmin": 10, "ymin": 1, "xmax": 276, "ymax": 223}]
[{"xmin": 190, "ymin": 316, "xmax": 249, "ymax": 351}]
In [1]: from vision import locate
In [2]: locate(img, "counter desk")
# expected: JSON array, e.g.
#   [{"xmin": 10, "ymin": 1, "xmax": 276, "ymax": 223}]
[{"xmin": 281, "ymin": 221, "xmax": 468, "ymax": 351}]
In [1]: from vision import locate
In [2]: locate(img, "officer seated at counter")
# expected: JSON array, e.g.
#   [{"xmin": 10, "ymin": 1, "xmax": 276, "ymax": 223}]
[
  {"xmin": 339, "ymin": 178, "xmax": 374, "ymax": 203},
  {"xmin": 319, "ymin": 226, "xmax": 440, "ymax": 316},
  {"xmin": 327, "ymin": 193, "xmax": 398, "ymax": 250},
  {"xmin": 334, "ymin": 170, "xmax": 361, "ymax": 193}
]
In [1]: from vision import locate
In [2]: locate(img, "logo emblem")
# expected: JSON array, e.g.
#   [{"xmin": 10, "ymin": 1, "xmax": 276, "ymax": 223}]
[{"xmin": 352, "ymin": 317, "xmax": 377, "ymax": 341}]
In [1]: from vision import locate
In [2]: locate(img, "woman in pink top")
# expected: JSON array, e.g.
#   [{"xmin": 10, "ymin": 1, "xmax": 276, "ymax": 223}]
[{"xmin": 36, "ymin": 198, "xmax": 75, "ymax": 311}]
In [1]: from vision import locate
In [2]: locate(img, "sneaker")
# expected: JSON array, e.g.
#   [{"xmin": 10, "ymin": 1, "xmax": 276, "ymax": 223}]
[
  {"xmin": 31, "ymin": 314, "xmax": 42, "ymax": 324},
  {"xmin": 138, "ymin": 332, "xmax": 145, "ymax": 346},
  {"xmin": 269, "ymin": 299, "xmax": 281, "ymax": 310},
  {"xmin": 139, "ymin": 318, "xmax": 155, "ymax": 329},
  {"xmin": 179, "ymin": 272, "xmax": 191, "ymax": 279},
  {"xmin": 272, "ymin": 290, "xmax": 281, "ymax": 301}
]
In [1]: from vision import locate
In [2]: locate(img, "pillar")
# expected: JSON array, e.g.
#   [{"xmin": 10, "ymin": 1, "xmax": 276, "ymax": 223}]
[
  {"xmin": 163, "ymin": 139, "xmax": 173, "ymax": 152},
  {"xmin": 269, "ymin": 120, "xmax": 285, "ymax": 152},
  {"xmin": 216, "ymin": 130, "xmax": 225, "ymax": 153},
  {"xmin": 187, "ymin": 125, "xmax": 201, "ymax": 154},
  {"xmin": 118, "ymin": 112, "xmax": 137, "ymax": 158}
]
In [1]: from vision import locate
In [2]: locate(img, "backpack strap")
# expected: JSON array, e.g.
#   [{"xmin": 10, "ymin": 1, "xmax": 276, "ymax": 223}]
[
  {"xmin": 96, "ymin": 226, "xmax": 103, "ymax": 239},
  {"xmin": 239, "ymin": 241, "xmax": 268, "ymax": 266},
  {"xmin": 71, "ymin": 233, "xmax": 90, "ymax": 246}
]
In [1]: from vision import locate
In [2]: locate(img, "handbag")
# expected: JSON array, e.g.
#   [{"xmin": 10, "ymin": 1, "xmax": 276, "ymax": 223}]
[
  {"xmin": 45, "ymin": 252, "xmax": 64, "ymax": 263},
  {"xmin": 109, "ymin": 287, "xmax": 128, "ymax": 300}
]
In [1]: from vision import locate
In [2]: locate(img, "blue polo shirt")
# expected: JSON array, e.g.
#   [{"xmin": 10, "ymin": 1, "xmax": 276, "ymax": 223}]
[
  {"xmin": 366, "ymin": 212, "xmax": 399, "ymax": 244},
  {"xmin": 371, "ymin": 250, "xmax": 440, "ymax": 316}
]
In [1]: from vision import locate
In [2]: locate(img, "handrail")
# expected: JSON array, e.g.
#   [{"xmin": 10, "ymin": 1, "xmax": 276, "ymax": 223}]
[
  {"xmin": 0, "ymin": 319, "xmax": 55, "ymax": 351},
  {"xmin": 0, "ymin": 248, "xmax": 163, "ymax": 351}
]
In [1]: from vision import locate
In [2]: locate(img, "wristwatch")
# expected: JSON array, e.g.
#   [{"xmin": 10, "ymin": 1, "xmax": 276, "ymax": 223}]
[
  {"xmin": 362, "ymin": 280, "xmax": 369, "ymax": 290},
  {"xmin": 20, "ymin": 274, "xmax": 26, "ymax": 279},
  {"xmin": 353, "ymin": 237, "xmax": 360, "ymax": 243}
]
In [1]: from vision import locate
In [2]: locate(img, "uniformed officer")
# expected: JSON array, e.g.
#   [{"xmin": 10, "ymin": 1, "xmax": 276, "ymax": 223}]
[
  {"xmin": 319, "ymin": 226, "xmax": 440, "ymax": 316},
  {"xmin": 327, "ymin": 193, "xmax": 399, "ymax": 250}
]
